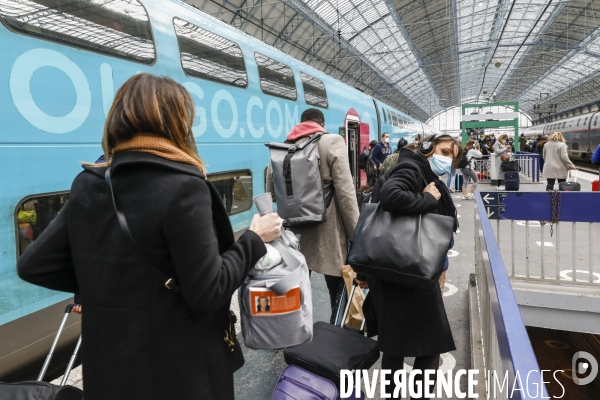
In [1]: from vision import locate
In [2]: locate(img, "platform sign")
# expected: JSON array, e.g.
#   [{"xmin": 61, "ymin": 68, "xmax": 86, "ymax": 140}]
[
  {"xmin": 479, "ymin": 192, "xmax": 508, "ymax": 220},
  {"xmin": 479, "ymin": 191, "xmax": 600, "ymax": 222}
]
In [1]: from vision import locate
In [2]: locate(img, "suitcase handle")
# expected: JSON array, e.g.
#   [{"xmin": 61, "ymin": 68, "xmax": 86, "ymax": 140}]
[
  {"xmin": 340, "ymin": 279, "xmax": 367, "ymax": 332},
  {"xmin": 37, "ymin": 304, "xmax": 80, "ymax": 383}
]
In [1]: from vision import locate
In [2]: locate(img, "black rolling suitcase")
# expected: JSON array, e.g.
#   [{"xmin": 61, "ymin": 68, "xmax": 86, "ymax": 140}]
[
  {"xmin": 559, "ymin": 171, "xmax": 581, "ymax": 191},
  {"xmin": 505, "ymin": 171, "xmax": 520, "ymax": 191},
  {"xmin": 0, "ymin": 304, "xmax": 83, "ymax": 400},
  {"xmin": 284, "ymin": 279, "xmax": 380, "ymax": 388}
]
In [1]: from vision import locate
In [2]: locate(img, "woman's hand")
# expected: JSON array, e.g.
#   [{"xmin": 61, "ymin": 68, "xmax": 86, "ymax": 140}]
[
  {"xmin": 249, "ymin": 213, "xmax": 282, "ymax": 243},
  {"xmin": 423, "ymin": 182, "xmax": 441, "ymax": 201},
  {"xmin": 72, "ymin": 305, "xmax": 82, "ymax": 314}
]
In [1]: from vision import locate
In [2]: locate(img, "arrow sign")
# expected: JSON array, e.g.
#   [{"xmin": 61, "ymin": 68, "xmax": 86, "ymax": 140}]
[
  {"xmin": 483, "ymin": 193, "xmax": 494, "ymax": 204},
  {"xmin": 487, "ymin": 207, "xmax": 495, "ymax": 218}
]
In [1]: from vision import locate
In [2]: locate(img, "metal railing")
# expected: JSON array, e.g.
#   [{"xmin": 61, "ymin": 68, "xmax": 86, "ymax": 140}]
[
  {"xmin": 490, "ymin": 197, "xmax": 600, "ymax": 286},
  {"xmin": 473, "ymin": 193, "xmax": 548, "ymax": 399},
  {"xmin": 469, "ymin": 154, "xmax": 541, "ymax": 184}
]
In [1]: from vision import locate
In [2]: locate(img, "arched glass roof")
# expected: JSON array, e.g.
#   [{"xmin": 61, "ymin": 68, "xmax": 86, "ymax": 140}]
[{"xmin": 188, "ymin": 0, "xmax": 600, "ymax": 123}]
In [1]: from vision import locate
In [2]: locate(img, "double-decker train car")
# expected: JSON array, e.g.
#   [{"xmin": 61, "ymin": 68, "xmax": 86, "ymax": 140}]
[
  {"xmin": 522, "ymin": 112, "xmax": 600, "ymax": 161},
  {"xmin": 0, "ymin": 0, "xmax": 438, "ymax": 381}
]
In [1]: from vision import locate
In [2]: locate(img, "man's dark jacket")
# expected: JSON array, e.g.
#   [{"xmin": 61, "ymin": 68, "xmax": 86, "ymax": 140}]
[{"xmin": 18, "ymin": 152, "xmax": 266, "ymax": 400}]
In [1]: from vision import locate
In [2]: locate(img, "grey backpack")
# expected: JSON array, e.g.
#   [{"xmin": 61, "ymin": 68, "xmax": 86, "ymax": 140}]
[{"xmin": 266, "ymin": 133, "xmax": 334, "ymax": 227}]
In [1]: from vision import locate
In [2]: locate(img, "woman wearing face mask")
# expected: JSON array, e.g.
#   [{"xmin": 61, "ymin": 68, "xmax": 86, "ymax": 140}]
[
  {"xmin": 493, "ymin": 134, "xmax": 510, "ymax": 189},
  {"xmin": 361, "ymin": 134, "xmax": 461, "ymax": 398}
]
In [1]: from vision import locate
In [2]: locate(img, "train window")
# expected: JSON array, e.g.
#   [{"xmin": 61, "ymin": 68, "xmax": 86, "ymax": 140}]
[
  {"xmin": 207, "ymin": 170, "xmax": 252, "ymax": 216},
  {"xmin": 577, "ymin": 118, "xmax": 581, "ymax": 127},
  {"xmin": 561, "ymin": 122, "xmax": 566, "ymax": 129},
  {"xmin": 392, "ymin": 113, "xmax": 399, "ymax": 127},
  {"xmin": 174, "ymin": 18, "xmax": 247, "ymax": 87},
  {"xmin": 382, "ymin": 109, "xmax": 387, "ymax": 124},
  {"xmin": 15, "ymin": 192, "xmax": 69, "ymax": 257},
  {"xmin": 387, "ymin": 110, "xmax": 392, "ymax": 125},
  {"xmin": 595, "ymin": 117, "xmax": 598, "ymax": 126},
  {"xmin": 300, "ymin": 72, "xmax": 328, "ymax": 108},
  {"xmin": 584, "ymin": 117, "xmax": 589, "ymax": 126},
  {"xmin": 255, "ymin": 53, "xmax": 297, "ymax": 100},
  {"xmin": 0, "ymin": 0, "xmax": 155, "ymax": 64}
]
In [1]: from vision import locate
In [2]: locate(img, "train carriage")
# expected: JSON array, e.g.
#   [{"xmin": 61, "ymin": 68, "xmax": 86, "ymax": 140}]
[{"xmin": 0, "ymin": 0, "xmax": 438, "ymax": 380}]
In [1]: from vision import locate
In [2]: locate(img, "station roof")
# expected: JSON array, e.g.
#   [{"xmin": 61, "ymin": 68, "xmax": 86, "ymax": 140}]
[{"xmin": 188, "ymin": 0, "xmax": 600, "ymax": 122}]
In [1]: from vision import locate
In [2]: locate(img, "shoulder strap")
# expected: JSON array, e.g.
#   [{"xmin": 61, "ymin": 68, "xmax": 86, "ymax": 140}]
[{"xmin": 105, "ymin": 168, "xmax": 181, "ymax": 295}]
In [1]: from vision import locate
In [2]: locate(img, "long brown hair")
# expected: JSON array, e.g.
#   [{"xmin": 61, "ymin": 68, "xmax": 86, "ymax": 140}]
[{"xmin": 102, "ymin": 73, "xmax": 206, "ymax": 173}]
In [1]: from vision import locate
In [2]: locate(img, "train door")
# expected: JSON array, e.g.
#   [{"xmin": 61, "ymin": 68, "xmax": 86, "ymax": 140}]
[{"xmin": 346, "ymin": 114, "xmax": 360, "ymax": 188}]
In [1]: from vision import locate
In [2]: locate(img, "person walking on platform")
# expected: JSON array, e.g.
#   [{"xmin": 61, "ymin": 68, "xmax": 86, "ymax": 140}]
[
  {"xmin": 267, "ymin": 108, "xmax": 359, "ymax": 320},
  {"xmin": 537, "ymin": 136, "xmax": 548, "ymax": 174},
  {"xmin": 372, "ymin": 132, "xmax": 392, "ymax": 170},
  {"xmin": 17, "ymin": 73, "xmax": 282, "ymax": 400},
  {"xmin": 461, "ymin": 140, "xmax": 482, "ymax": 200},
  {"xmin": 493, "ymin": 133, "xmax": 510, "ymax": 189},
  {"xmin": 358, "ymin": 134, "xmax": 460, "ymax": 397},
  {"xmin": 543, "ymin": 131, "xmax": 577, "ymax": 191}
]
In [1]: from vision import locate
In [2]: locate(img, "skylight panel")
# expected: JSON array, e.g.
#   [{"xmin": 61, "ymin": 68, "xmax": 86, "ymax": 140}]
[{"xmin": 299, "ymin": 0, "xmax": 438, "ymax": 115}]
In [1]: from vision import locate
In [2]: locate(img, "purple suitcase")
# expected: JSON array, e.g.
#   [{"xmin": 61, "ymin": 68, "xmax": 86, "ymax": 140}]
[{"xmin": 270, "ymin": 365, "xmax": 365, "ymax": 400}]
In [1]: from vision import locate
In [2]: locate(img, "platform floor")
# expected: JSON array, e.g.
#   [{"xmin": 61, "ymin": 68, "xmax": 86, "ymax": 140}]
[{"xmin": 51, "ymin": 170, "xmax": 600, "ymax": 398}]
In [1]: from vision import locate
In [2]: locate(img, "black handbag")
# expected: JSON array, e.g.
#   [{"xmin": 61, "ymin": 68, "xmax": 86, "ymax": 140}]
[
  {"xmin": 501, "ymin": 160, "xmax": 521, "ymax": 172},
  {"xmin": 105, "ymin": 168, "xmax": 244, "ymax": 371},
  {"xmin": 347, "ymin": 203, "xmax": 454, "ymax": 289}
]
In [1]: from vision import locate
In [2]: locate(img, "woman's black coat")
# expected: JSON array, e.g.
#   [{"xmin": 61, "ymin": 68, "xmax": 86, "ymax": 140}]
[
  {"xmin": 366, "ymin": 148, "xmax": 456, "ymax": 357},
  {"xmin": 17, "ymin": 152, "xmax": 267, "ymax": 400}
]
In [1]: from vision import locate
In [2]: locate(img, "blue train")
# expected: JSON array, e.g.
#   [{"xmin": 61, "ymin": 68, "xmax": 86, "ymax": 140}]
[{"xmin": 0, "ymin": 0, "xmax": 437, "ymax": 380}]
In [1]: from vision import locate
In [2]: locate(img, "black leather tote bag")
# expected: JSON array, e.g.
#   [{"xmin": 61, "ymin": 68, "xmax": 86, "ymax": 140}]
[{"xmin": 347, "ymin": 203, "xmax": 454, "ymax": 289}]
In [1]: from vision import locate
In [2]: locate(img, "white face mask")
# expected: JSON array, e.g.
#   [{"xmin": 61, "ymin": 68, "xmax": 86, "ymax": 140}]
[{"xmin": 383, "ymin": 137, "xmax": 389, "ymax": 144}]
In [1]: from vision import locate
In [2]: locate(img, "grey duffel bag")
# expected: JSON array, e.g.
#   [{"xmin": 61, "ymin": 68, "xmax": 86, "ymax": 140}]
[{"xmin": 239, "ymin": 230, "xmax": 313, "ymax": 349}]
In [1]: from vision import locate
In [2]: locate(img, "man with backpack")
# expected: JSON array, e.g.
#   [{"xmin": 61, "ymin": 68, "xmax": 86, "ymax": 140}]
[{"xmin": 266, "ymin": 108, "xmax": 359, "ymax": 319}]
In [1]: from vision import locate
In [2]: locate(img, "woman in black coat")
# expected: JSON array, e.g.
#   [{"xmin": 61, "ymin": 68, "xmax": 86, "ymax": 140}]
[
  {"xmin": 360, "ymin": 135, "xmax": 461, "ymax": 397},
  {"xmin": 17, "ymin": 74, "xmax": 281, "ymax": 400}
]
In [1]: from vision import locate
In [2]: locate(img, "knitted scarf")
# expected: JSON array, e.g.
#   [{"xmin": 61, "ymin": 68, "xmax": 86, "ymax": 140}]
[{"xmin": 112, "ymin": 134, "xmax": 205, "ymax": 174}]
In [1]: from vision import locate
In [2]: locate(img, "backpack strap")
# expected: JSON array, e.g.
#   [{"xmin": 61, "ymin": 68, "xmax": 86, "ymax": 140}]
[{"xmin": 267, "ymin": 238, "xmax": 304, "ymax": 295}]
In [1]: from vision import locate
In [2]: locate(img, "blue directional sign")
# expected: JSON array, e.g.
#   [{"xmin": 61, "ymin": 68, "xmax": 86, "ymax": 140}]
[
  {"xmin": 478, "ymin": 192, "xmax": 508, "ymax": 220},
  {"xmin": 478, "ymin": 191, "xmax": 600, "ymax": 222}
]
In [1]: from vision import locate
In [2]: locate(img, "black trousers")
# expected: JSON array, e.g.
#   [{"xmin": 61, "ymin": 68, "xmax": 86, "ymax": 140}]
[
  {"xmin": 546, "ymin": 178, "xmax": 566, "ymax": 191},
  {"xmin": 309, "ymin": 271, "xmax": 344, "ymax": 318}
]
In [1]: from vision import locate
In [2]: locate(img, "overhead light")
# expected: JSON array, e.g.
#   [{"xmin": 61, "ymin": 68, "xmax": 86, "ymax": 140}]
[
  {"xmin": 483, "ymin": 88, "xmax": 489, "ymax": 94},
  {"xmin": 493, "ymin": 58, "xmax": 502, "ymax": 68}
]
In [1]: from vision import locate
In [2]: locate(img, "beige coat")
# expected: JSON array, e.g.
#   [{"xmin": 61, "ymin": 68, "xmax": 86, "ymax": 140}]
[
  {"xmin": 543, "ymin": 140, "xmax": 575, "ymax": 179},
  {"xmin": 267, "ymin": 134, "xmax": 359, "ymax": 277}
]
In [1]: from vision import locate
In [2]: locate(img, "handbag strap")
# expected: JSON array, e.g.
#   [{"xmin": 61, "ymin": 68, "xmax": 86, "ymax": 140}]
[{"xmin": 105, "ymin": 168, "xmax": 182, "ymax": 294}]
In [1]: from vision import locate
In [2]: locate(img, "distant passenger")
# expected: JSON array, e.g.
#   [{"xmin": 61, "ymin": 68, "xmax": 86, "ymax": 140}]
[
  {"xmin": 519, "ymin": 133, "xmax": 527, "ymax": 152},
  {"xmin": 461, "ymin": 140, "xmax": 482, "ymax": 200},
  {"xmin": 493, "ymin": 133, "xmax": 510, "ymax": 189},
  {"xmin": 360, "ymin": 140, "xmax": 378, "ymax": 187},
  {"xmin": 397, "ymin": 137, "xmax": 408, "ymax": 152},
  {"xmin": 18, "ymin": 73, "xmax": 282, "ymax": 400},
  {"xmin": 593, "ymin": 144, "xmax": 600, "ymax": 165},
  {"xmin": 537, "ymin": 136, "xmax": 548, "ymax": 173},
  {"xmin": 266, "ymin": 108, "xmax": 359, "ymax": 319},
  {"xmin": 372, "ymin": 132, "xmax": 392, "ymax": 169},
  {"xmin": 358, "ymin": 134, "xmax": 461, "ymax": 397},
  {"xmin": 543, "ymin": 131, "xmax": 577, "ymax": 191}
]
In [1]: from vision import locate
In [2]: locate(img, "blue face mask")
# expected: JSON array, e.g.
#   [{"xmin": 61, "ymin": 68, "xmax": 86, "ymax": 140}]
[{"xmin": 429, "ymin": 154, "xmax": 453, "ymax": 176}]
